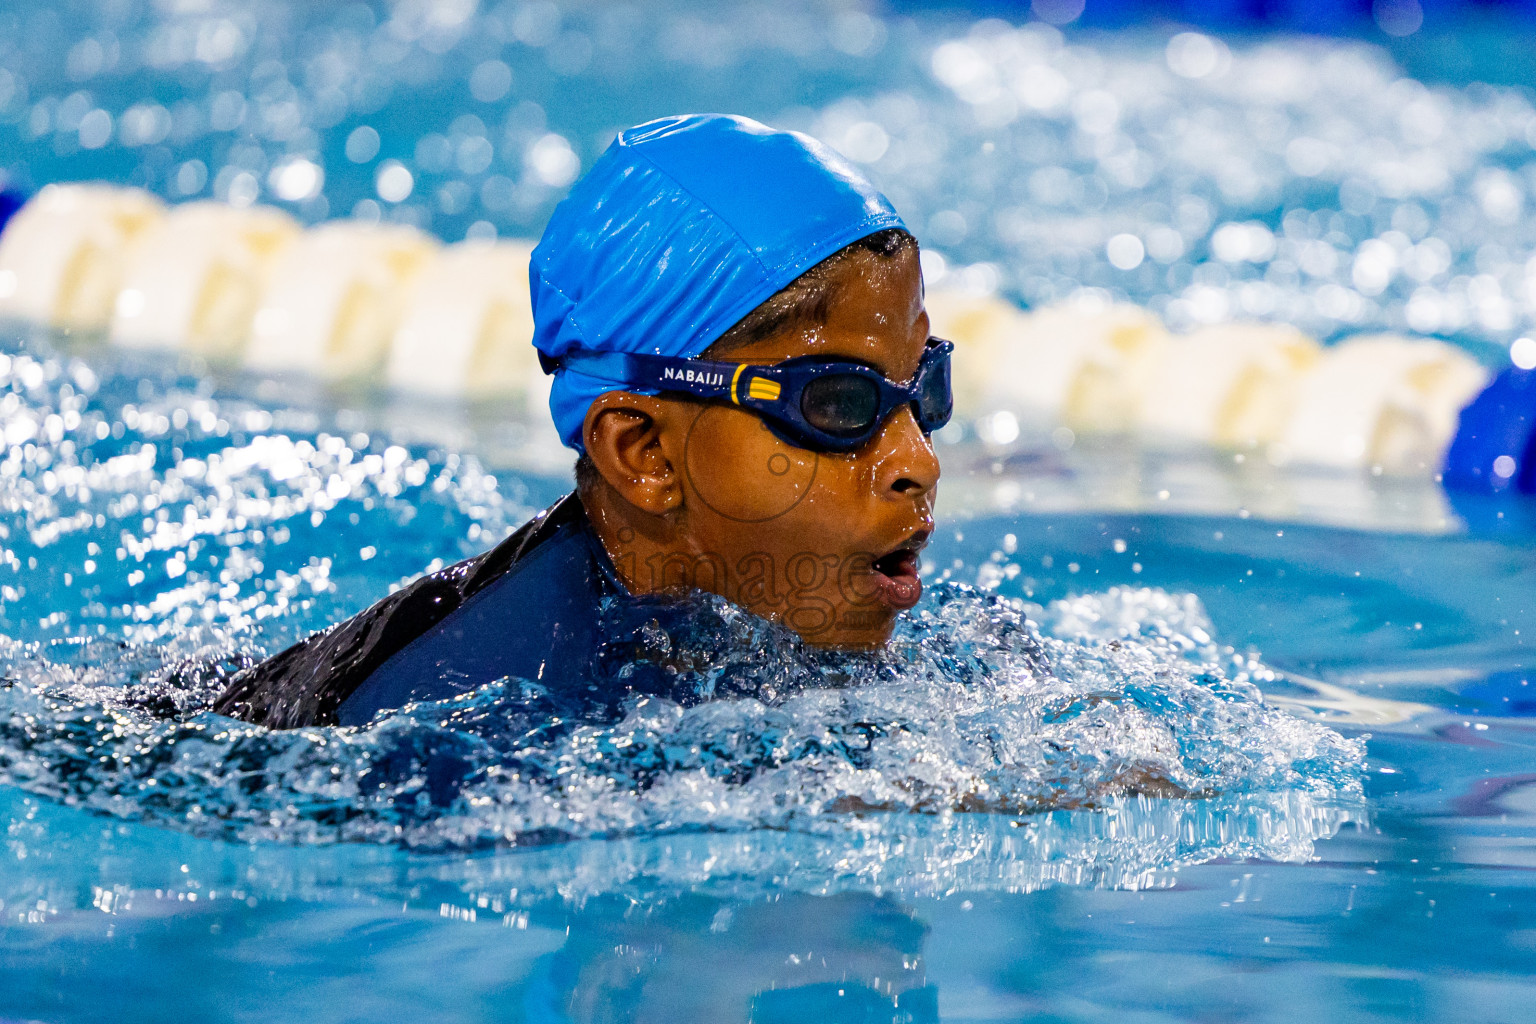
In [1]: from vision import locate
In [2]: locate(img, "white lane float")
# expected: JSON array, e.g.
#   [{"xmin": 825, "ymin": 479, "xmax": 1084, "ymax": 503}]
[
  {"xmin": 1137, "ymin": 322, "xmax": 1320, "ymax": 449},
  {"xmin": 928, "ymin": 291, "xmax": 1168, "ymax": 434},
  {"xmin": 1372, "ymin": 342, "xmax": 1493, "ymax": 475},
  {"xmin": 930, "ymin": 281, "xmax": 1496, "ymax": 478},
  {"xmin": 385, "ymin": 239, "xmax": 542, "ymax": 403},
  {"xmin": 1047, "ymin": 302, "xmax": 1169, "ymax": 435},
  {"xmin": 923, "ymin": 289, "xmax": 1028, "ymax": 418},
  {"xmin": 110, "ymin": 202, "xmax": 300, "ymax": 357},
  {"xmin": 0, "ymin": 184, "xmax": 164, "ymax": 332},
  {"xmin": 244, "ymin": 220, "xmax": 439, "ymax": 378},
  {"xmin": 1279, "ymin": 335, "xmax": 1489, "ymax": 472},
  {"xmin": 0, "ymin": 183, "xmax": 1515, "ymax": 490}
]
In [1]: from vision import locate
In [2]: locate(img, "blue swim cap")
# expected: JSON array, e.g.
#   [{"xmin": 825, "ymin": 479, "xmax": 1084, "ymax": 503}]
[{"xmin": 530, "ymin": 113, "xmax": 907, "ymax": 451}]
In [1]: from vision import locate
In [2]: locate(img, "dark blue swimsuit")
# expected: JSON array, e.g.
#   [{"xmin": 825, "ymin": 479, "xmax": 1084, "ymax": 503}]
[{"xmin": 214, "ymin": 493, "xmax": 623, "ymax": 728}]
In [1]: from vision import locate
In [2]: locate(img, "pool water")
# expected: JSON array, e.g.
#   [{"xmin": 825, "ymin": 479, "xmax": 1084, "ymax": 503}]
[
  {"xmin": 0, "ymin": 327, "xmax": 1531, "ymax": 1022},
  {"xmin": 3, "ymin": 1, "xmax": 1536, "ymax": 1021}
]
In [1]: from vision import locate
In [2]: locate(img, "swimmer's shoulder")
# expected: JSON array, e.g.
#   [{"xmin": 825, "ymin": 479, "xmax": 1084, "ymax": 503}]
[
  {"xmin": 213, "ymin": 492, "xmax": 600, "ymax": 728},
  {"xmin": 457, "ymin": 491, "xmax": 590, "ymax": 597}
]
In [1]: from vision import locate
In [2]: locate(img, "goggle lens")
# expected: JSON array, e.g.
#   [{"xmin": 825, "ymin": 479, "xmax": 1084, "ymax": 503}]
[
  {"xmin": 800, "ymin": 374, "xmax": 882, "ymax": 437},
  {"xmin": 794, "ymin": 343, "xmax": 952, "ymax": 442},
  {"xmin": 917, "ymin": 354, "xmax": 952, "ymax": 428}
]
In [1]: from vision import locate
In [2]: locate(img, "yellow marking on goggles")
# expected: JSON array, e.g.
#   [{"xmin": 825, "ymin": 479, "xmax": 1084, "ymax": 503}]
[
  {"xmin": 729, "ymin": 363, "xmax": 746, "ymax": 405},
  {"xmin": 746, "ymin": 377, "xmax": 782, "ymax": 402}
]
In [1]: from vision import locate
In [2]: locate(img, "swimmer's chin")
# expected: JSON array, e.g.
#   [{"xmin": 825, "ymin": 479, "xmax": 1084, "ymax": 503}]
[
  {"xmin": 779, "ymin": 604, "xmax": 904, "ymax": 651},
  {"xmin": 750, "ymin": 563, "xmax": 923, "ymax": 650}
]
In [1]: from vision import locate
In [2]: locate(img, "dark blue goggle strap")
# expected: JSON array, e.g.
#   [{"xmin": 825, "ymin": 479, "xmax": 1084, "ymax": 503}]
[
  {"xmin": 548, "ymin": 340, "xmax": 951, "ymax": 403},
  {"xmin": 545, "ymin": 350, "xmax": 781, "ymax": 409}
]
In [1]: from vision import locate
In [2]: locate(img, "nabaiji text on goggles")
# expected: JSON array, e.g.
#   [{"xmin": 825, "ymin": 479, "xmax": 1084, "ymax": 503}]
[{"xmin": 543, "ymin": 338, "xmax": 955, "ymax": 453}]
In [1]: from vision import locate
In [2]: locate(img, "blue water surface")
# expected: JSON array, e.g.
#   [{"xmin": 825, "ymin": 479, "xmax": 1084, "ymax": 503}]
[{"xmin": 0, "ymin": 324, "xmax": 1529, "ymax": 1023}]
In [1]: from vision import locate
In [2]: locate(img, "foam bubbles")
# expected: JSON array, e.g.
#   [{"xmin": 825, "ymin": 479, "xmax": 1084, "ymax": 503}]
[
  {"xmin": 345, "ymin": 126, "xmax": 380, "ymax": 164},
  {"xmin": 1511, "ymin": 336, "xmax": 1536, "ymax": 370},
  {"xmin": 0, "ymin": 563, "xmax": 1365, "ymax": 858},
  {"xmin": 269, "ymin": 157, "xmax": 323, "ymax": 202},
  {"xmin": 526, "ymin": 133, "xmax": 579, "ymax": 188},
  {"xmin": 1106, "ymin": 233, "xmax": 1145, "ymax": 270},
  {"xmin": 375, "ymin": 160, "xmax": 413, "ymax": 203},
  {"xmin": 1166, "ymin": 33, "xmax": 1230, "ymax": 80}
]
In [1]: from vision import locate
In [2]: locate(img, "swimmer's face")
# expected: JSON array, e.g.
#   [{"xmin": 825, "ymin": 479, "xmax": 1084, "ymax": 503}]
[{"xmin": 586, "ymin": 246, "xmax": 940, "ymax": 648}]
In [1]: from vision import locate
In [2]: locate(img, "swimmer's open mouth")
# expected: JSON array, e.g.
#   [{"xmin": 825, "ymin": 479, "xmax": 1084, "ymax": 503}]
[{"xmin": 869, "ymin": 532, "xmax": 929, "ymax": 611}]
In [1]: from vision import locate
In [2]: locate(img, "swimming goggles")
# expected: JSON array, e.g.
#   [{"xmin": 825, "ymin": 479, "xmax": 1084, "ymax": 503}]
[{"xmin": 545, "ymin": 338, "xmax": 954, "ymax": 453}]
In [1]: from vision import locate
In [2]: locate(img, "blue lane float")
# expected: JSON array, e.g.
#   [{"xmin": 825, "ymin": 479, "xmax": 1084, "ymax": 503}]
[
  {"xmin": 1443, "ymin": 365, "xmax": 1536, "ymax": 496},
  {"xmin": 0, "ymin": 188, "xmax": 24, "ymax": 235}
]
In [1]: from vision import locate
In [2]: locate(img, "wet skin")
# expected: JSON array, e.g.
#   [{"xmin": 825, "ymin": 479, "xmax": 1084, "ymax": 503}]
[{"xmin": 580, "ymin": 246, "xmax": 941, "ymax": 648}]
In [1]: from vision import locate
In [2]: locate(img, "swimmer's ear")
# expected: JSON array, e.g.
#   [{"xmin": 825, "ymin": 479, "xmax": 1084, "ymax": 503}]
[{"xmin": 581, "ymin": 392, "xmax": 684, "ymax": 515}]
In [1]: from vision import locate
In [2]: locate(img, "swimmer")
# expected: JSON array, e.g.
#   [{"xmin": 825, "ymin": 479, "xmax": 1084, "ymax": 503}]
[{"xmin": 214, "ymin": 114, "xmax": 946, "ymax": 728}]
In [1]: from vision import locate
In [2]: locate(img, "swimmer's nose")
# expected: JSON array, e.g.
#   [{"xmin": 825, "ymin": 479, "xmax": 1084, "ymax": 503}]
[{"xmin": 874, "ymin": 406, "xmax": 941, "ymax": 499}]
